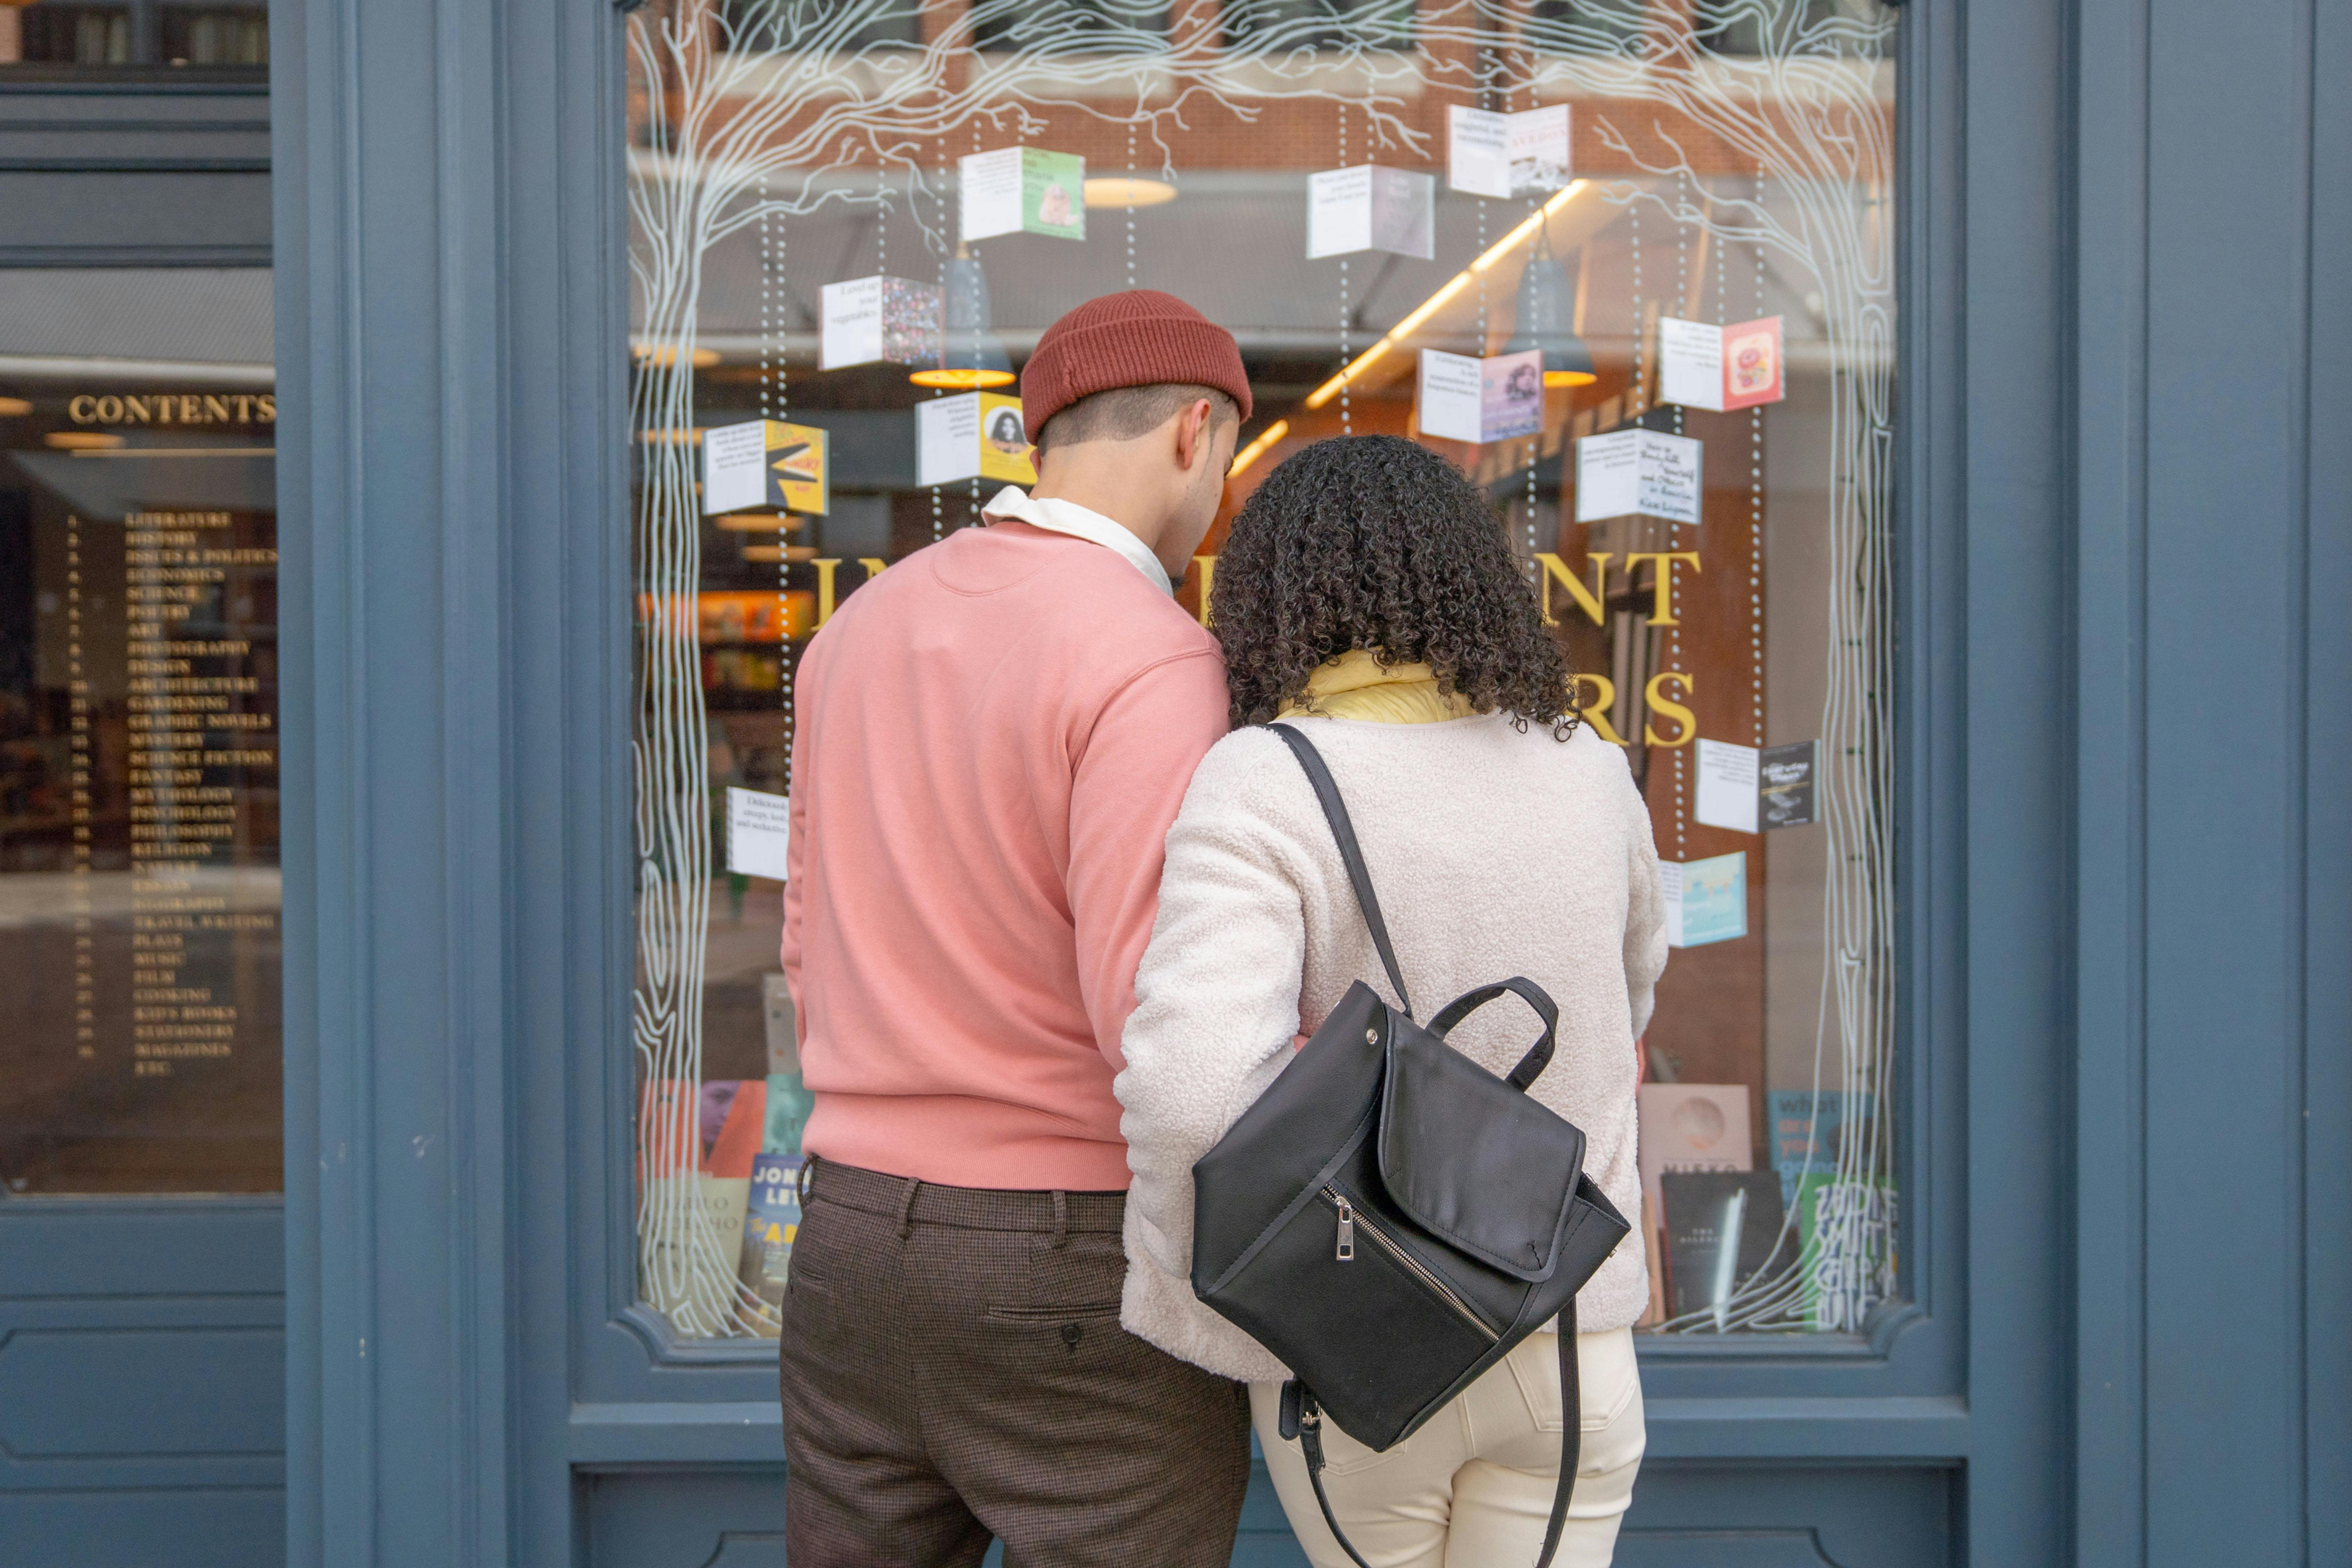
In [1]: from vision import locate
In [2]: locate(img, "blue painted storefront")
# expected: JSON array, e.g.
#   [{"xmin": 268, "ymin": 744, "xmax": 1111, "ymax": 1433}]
[{"xmin": 1, "ymin": 1, "xmax": 2345, "ymax": 1564}]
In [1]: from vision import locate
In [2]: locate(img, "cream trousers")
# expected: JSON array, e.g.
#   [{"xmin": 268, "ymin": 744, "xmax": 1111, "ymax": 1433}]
[{"xmin": 1251, "ymin": 1328, "xmax": 1645, "ymax": 1568}]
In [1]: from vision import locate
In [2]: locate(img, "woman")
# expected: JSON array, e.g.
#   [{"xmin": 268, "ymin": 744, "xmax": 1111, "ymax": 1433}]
[{"xmin": 1114, "ymin": 435, "xmax": 1666, "ymax": 1568}]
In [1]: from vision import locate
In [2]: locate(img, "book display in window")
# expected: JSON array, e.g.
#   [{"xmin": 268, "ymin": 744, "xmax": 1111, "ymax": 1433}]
[
  {"xmin": 1306, "ymin": 166, "xmax": 1434, "ymax": 259},
  {"xmin": 820, "ymin": 276, "xmax": 945, "ymax": 371},
  {"xmin": 961, "ymin": 146, "xmax": 1087, "ymax": 242}
]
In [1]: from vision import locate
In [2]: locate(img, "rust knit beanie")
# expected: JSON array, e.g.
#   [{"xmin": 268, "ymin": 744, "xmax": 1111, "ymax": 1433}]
[{"xmin": 1018, "ymin": 289, "xmax": 1253, "ymax": 441}]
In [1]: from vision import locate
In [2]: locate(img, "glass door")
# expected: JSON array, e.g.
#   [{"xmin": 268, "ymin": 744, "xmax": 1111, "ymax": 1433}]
[{"xmin": 0, "ymin": 265, "xmax": 284, "ymax": 1567}]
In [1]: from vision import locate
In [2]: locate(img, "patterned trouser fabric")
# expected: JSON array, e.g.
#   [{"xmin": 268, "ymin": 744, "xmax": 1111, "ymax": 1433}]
[{"xmin": 780, "ymin": 1157, "xmax": 1253, "ymax": 1568}]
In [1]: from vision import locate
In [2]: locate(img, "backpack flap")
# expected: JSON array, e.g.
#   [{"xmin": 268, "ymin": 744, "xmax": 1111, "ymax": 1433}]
[{"xmin": 1376, "ymin": 994, "xmax": 1586, "ymax": 1283}]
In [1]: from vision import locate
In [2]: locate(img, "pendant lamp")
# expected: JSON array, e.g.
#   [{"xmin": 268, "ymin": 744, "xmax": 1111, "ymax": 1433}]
[
  {"xmin": 910, "ymin": 245, "xmax": 1017, "ymax": 390},
  {"xmin": 1505, "ymin": 222, "xmax": 1597, "ymax": 389}
]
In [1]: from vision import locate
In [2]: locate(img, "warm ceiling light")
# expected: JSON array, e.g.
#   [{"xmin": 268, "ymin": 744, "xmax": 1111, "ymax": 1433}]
[
  {"xmin": 738, "ymin": 543, "xmax": 821, "ymax": 564},
  {"xmin": 1228, "ymin": 419, "xmax": 1290, "ymax": 478},
  {"xmin": 1543, "ymin": 369, "xmax": 1598, "ymax": 388},
  {"xmin": 46, "ymin": 430, "xmax": 123, "ymax": 450},
  {"xmin": 1304, "ymin": 179, "xmax": 1591, "ymax": 412},
  {"xmin": 0, "ymin": 396, "xmax": 32, "ymax": 417},
  {"xmin": 1083, "ymin": 176, "xmax": 1178, "ymax": 208},
  {"xmin": 908, "ymin": 367, "xmax": 1018, "ymax": 389},
  {"xmin": 634, "ymin": 343, "xmax": 722, "ymax": 369},
  {"xmin": 713, "ymin": 512, "xmax": 804, "ymax": 531},
  {"xmin": 637, "ymin": 428, "xmax": 706, "ymax": 444}
]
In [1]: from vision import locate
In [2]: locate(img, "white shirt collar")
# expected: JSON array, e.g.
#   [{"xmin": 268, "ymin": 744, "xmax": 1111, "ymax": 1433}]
[{"xmin": 980, "ymin": 486, "xmax": 1172, "ymax": 596}]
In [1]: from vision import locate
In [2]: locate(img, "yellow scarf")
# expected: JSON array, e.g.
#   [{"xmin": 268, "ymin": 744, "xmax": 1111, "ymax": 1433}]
[{"xmin": 1275, "ymin": 648, "xmax": 1477, "ymax": 725}]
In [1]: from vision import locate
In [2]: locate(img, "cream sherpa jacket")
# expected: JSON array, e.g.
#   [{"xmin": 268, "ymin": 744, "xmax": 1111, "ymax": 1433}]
[{"xmin": 1113, "ymin": 711, "xmax": 1667, "ymax": 1383}]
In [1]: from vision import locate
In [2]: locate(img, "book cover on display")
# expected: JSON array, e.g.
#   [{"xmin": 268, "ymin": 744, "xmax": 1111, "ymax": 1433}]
[
  {"xmin": 1793, "ymin": 1172, "xmax": 1897, "ymax": 1330},
  {"xmin": 1760, "ymin": 740, "xmax": 1819, "ymax": 828},
  {"xmin": 1446, "ymin": 104, "xmax": 1570, "ymax": 198},
  {"xmin": 916, "ymin": 391, "xmax": 1035, "ymax": 487},
  {"xmin": 1416, "ymin": 348, "xmax": 1543, "ymax": 444},
  {"xmin": 1661, "ymin": 852, "xmax": 1747, "ymax": 947},
  {"xmin": 702, "ymin": 419, "xmax": 829, "ymax": 516},
  {"xmin": 1573, "ymin": 428, "xmax": 1701, "ymax": 526},
  {"xmin": 1768, "ymin": 1089, "xmax": 1871, "ymax": 1208},
  {"xmin": 638, "ymin": 1077, "xmax": 767, "ymax": 1327},
  {"xmin": 1306, "ymin": 166, "xmax": 1435, "ymax": 259},
  {"xmin": 738, "ymin": 1151, "xmax": 803, "ymax": 1336},
  {"xmin": 1659, "ymin": 315, "xmax": 1787, "ymax": 412},
  {"xmin": 819, "ymin": 275, "xmax": 944, "ymax": 370},
  {"xmin": 1659, "ymin": 1169, "xmax": 1787, "ymax": 1323},
  {"xmin": 1636, "ymin": 1082, "xmax": 1754, "ymax": 1221},
  {"xmin": 960, "ymin": 146, "xmax": 1086, "ymax": 242}
]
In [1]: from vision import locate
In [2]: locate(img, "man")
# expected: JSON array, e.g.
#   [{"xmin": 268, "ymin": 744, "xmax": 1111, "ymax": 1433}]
[{"xmin": 779, "ymin": 290, "xmax": 1251, "ymax": 1567}]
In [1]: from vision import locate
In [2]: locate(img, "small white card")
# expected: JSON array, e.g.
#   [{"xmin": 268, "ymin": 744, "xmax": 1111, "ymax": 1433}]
[
  {"xmin": 959, "ymin": 146, "xmax": 1025, "ymax": 242},
  {"xmin": 1447, "ymin": 104, "xmax": 1572, "ymax": 198},
  {"xmin": 916, "ymin": 394, "xmax": 982, "ymax": 488},
  {"xmin": 727, "ymin": 787, "xmax": 792, "ymax": 882},
  {"xmin": 703, "ymin": 422, "xmax": 769, "ymax": 515},
  {"xmin": 1575, "ymin": 428, "xmax": 1702, "ymax": 526},
  {"xmin": 820, "ymin": 275, "xmax": 943, "ymax": 371},
  {"xmin": 1694, "ymin": 738, "xmax": 1760, "ymax": 834},
  {"xmin": 1417, "ymin": 348, "xmax": 1544, "ymax": 444},
  {"xmin": 1307, "ymin": 166, "xmax": 1434, "ymax": 260},
  {"xmin": 1658, "ymin": 316, "xmax": 1787, "ymax": 412}
]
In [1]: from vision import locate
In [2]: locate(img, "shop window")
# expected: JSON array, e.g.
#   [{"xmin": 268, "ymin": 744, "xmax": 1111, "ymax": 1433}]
[
  {"xmin": 0, "ymin": 3, "xmax": 268, "ymax": 72},
  {"xmin": 0, "ymin": 269, "xmax": 280, "ymax": 1195},
  {"xmin": 625, "ymin": 0, "xmax": 1898, "ymax": 1340}
]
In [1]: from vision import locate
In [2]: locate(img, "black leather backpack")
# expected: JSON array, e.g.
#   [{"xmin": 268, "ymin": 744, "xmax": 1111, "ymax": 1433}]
[{"xmin": 1189, "ymin": 724, "xmax": 1631, "ymax": 1568}]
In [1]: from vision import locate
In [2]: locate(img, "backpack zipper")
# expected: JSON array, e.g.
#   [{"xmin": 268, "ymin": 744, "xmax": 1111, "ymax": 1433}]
[{"xmin": 1320, "ymin": 1184, "xmax": 1497, "ymax": 1343}]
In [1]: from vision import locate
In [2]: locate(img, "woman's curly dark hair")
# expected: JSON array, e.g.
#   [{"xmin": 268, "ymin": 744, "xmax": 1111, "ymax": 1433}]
[{"xmin": 1214, "ymin": 434, "xmax": 1579, "ymax": 738}]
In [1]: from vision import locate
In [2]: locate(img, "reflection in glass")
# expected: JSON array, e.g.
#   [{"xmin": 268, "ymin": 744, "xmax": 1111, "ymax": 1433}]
[
  {"xmin": 626, "ymin": 0, "xmax": 1898, "ymax": 1338},
  {"xmin": 0, "ymin": 3, "xmax": 268, "ymax": 70},
  {"xmin": 0, "ymin": 269, "xmax": 279, "ymax": 1195}
]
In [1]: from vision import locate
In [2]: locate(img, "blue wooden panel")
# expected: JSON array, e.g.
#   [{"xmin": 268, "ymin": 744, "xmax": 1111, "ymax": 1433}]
[
  {"xmin": 1957, "ymin": 1, "xmax": 2073, "ymax": 1566},
  {"xmin": 0, "ymin": 1326, "xmax": 281, "ymax": 1458},
  {"xmin": 2136, "ymin": 3, "xmax": 2322, "ymax": 1567},
  {"xmin": 581, "ymin": 1463, "xmax": 1951, "ymax": 1568},
  {"xmin": 0, "ymin": 1487, "xmax": 282, "ymax": 1568},
  {"xmin": 0, "ymin": 1203, "xmax": 282, "ymax": 1299}
]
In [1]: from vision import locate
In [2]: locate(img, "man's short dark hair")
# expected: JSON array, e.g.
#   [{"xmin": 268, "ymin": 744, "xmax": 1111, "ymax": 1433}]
[{"xmin": 1032, "ymin": 383, "xmax": 1240, "ymax": 459}]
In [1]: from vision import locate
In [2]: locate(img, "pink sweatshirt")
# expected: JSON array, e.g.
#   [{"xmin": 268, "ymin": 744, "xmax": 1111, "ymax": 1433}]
[{"xmin": 781, "ymin": 519, "xmax": 1229, "ymax": 1190}]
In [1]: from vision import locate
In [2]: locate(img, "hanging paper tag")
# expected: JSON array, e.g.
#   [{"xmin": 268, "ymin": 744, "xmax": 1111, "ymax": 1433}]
[
  {"xmin": 1659, "ymin": 316, "xmax": 1786, "ymax": 412},
  {"xmin": 1307, "ymin": 166, "xmax": 1435, "ymax": 259},
  {"xmin": 1418, "ymin": 348, "xmax": 1545, "ymax": 444},
  {"xmin": 1694, "ymin": 738, "xmax": 1760, "ymax": 834},
  {"xmin": 820, "ymin": 276, "xmax": 944, "ymax": 370},
  {"xmin": 961, "ymin": 146, "xmax": 1087, "ymax": 242},
  {"xmin": 1575, "ymin": 428, "xmax": 1701, "ymax": 526}
]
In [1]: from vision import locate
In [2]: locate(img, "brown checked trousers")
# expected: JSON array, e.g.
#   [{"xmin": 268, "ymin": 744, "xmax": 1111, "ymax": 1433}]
[{"xmin": 779, "ymin": 1157, "xmax": 1253, "ymax": 1567}]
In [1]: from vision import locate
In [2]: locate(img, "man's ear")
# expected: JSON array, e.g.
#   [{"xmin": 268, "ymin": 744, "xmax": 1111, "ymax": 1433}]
[{"xmin": 1173, "ymin": 398, "xmax": 1214, "ymax": 471}]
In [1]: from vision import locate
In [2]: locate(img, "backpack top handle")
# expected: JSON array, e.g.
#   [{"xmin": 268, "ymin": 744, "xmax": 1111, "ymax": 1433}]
[{"xmin": 1428, "ymin": 978, "xmax": 1560, "ymax": 1091}]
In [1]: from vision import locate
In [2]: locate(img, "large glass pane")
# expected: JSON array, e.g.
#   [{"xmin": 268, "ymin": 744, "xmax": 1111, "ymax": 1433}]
[
  {"xmin": 625, "ymin": 0, "xmax": 1897, "ymax": 1338},
  {"xmin": 0, "ymin": 268, "xmax": 280, "ymax": 1194}
]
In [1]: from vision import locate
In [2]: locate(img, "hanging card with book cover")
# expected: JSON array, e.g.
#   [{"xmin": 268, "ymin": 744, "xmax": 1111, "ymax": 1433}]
[
  {"xmin": 1574, "ymin": 428, "xmax": 1700, "ymax": 526},
  {"xmin": 1307, "ymin": 166, "xmax": 1435, "ymax": 259},
  {"xmin": 820, "ymin": 275, "xmax": 944, "ymax": 370},
  {"xmin": 1662, "ymin": 851, "xmax": 1747, "ymax": 947},
  {"xmin": 703, "ymin": 419, "xmax": 829, "ymax": 515},
  {"xmin": 1694, "ymin": 738, "xmax": 1760, "ymax": 833},
  {"xmin": 916, "ymin": 391, "xmax": 1035, "ymax": 487},
  {"xmin": 1659, "ymin": 315, "xmax": 1787, "ymax": 412},
  {"xmin": 1416, "ymin": 348, "xmax": 1544, "ymax": 444},
  {"xmin": 1760, "ymin": 740, "xmax": 1819, "ymax": 828},
  {"xmin": 1447, "ymin": 104, "xmax": 1571, "ymax": 198},
  {"xmin": 960, "ymin": 146, "xmax": 1087, "ymax": 242}
]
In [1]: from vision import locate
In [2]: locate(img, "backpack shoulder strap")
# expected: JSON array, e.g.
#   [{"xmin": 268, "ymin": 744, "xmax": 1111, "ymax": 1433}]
[
  {"xmin": 1265, "ymin": 722, "xmax": 1411, "ymax": 1019},
  {"xmin": 1291, "ymin": 1298, "xmax": 1582, "ymax": 1568}
]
